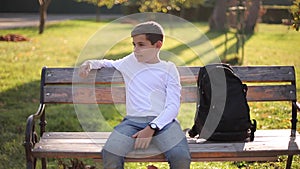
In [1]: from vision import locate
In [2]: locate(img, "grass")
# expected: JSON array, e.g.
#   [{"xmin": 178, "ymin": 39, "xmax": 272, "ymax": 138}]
[{"xmin": 0, "ymin": 18, "xmax": 300, "ymax": 169}]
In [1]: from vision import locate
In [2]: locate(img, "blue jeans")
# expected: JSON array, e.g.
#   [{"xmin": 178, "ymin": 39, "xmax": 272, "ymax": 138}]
[{"xmin": 102, "ymin": 116, "xmax": 191, "ymax": 169}]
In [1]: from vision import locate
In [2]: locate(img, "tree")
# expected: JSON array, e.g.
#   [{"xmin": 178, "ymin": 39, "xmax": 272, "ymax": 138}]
[
  {"xmin": 290, "ymin": 0, "xmax": 300, "ymax": 31},
  {"xmin": 208, "ymin": 0, "xmax": 227, "ymax": 32},
  {"xmin": 125, "ymin": 0, "xmax": 203, "ymax": 15},
  {"xmin": 124, "ymin": 0, "xmax": 178, "ymax": 13},
  {"xmin": 76, "ymin": 0, "xmax": 127, "ymax": 21},
  {"xmin": 208, "ymin": 0, "xmax": 261, "ymax": 33},
  {"xmin": 244, "ymin": 0, "xmax": 261, "ymax": 33},
  {"xmin": 38, "ymin": 0, "xmax": 51, "ymax": 34}
]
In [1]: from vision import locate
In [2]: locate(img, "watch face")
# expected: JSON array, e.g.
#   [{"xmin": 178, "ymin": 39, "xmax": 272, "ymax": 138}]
[{"xmin": 150, "ymin": 123, "xmax": 157, "ymax": 130}]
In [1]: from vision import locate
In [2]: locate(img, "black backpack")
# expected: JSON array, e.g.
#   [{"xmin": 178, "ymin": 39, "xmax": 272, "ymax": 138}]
[{"xmin": 188, "ymin": 63, "xmax": 256, "ymax": 141}]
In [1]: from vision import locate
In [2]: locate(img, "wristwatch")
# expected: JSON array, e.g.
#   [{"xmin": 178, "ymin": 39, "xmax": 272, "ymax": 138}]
[{"xmin": 149, "ymin": 123, "xmax": 159, "ymax": 131}]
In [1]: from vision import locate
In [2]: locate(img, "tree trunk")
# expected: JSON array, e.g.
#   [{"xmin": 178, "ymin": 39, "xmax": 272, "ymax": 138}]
[
  {"xmin": 179, "ymin": 7, "xmax": 186, "ymax": 19},
  {"xmin": 244, "ymin": 0, "xmax": 261, "ymax": 34},
  {"xmin": 209, "ymin": 0, "xmax": 228, "ymax": 31},
  {"xmin": 39, "ymin": 0, "xmax": 51, "ymax": 34},
  {"xmin": 39, "ymin": 5, "xmax": 46, "ymax": 34},
  {"xmin": 96, "ymin": 6, "xmax": 101, "ymax": 22}
]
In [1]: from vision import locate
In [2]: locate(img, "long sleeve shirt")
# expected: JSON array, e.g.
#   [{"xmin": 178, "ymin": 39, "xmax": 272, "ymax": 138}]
[{"xmin": 84, "ymin": 53, "xmax": 181, "ymax": 130}]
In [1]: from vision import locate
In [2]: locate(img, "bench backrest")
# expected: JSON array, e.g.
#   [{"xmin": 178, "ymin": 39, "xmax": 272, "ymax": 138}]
[{"xmin": 41, "ymin": 66, "xmax": 297, "ymax": 104}]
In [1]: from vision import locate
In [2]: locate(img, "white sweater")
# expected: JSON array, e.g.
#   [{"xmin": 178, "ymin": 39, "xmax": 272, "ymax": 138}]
[{"xmin": 84, "ymin": 53, "xmax": 181, "ymax": 129}]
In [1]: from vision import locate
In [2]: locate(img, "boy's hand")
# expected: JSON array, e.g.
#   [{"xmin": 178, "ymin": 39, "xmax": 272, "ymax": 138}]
[
  {"xmin": 78, "ymin": 63, "xmax": 91, "ymax": 78},
  {"xmin": 132, "ymin": 126, "xmax": 155, "ymax": 149}
]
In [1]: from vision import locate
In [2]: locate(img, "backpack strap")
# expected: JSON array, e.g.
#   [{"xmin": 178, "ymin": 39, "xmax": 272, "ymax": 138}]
[{"xmin": 204, "ymin": 63, "xmax": 234, "ymax": 72}]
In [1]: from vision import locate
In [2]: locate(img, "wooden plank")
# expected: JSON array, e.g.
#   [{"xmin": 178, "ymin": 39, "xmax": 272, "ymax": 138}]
[
  {"xmin": 44, "ymin": 67, "xmax": 199, "ymax": 85},
  {"xmin": 41, "ymin": 130, "xmax": 295, "ymax": 139},
  {"xmin": 36, "ymin": 141, "xmax": 288, "ymax": 160},
  {"xmin": 122, "ymin": 156, "xmax": 279, "ymax": 162},
  {"xmin": 39, "ymin": 139, "xmax": 107, "ymax": 144},
  {"xmin": 44, "ymin": 86, "xmax": 126, "ymax": 104},
  {"xmin": 95, "ymin": 156, "xmax": 278, "ymax": 162},
  {"xmin": 233, "ymin": 66, "xmax": 295, "ymax": 82},
  {"xmin": 45, "ymin": 67, "xmax": 124, "ymax": 85},
  {"xmin": 40, "ymin": 130, "xmax": 298, "ymax": 142},
  {"xmin": 32, "ymin": 143, "xmax": 103, "ymax": 158},
  {"xmin": 178, "ymin": 66, "xmax": 295, "ymax": 83},
  {"xmin": 181, "ymin": 85, "xmax": 297, "ymax": 102},
  {"xmin": 247, "ymin": 85, "xmax": 296, "ymax": 101},
  {"xmin": 32, "ymin": 130, "xmax": 300, "ymax": 161},
  {"xmin": 43, "ymin": 84, "xmax": 296, "ymax": 104},
  {"xmin": 37, "ymin": 138, "xmax": 299, "ymax": 153},
  {"xmin": 42, "ymin": 132, "xmax": 111, "ymax": 139},
  {"xmin": 44, "ymin": 66, "xmax": 295, "ymax": 85},
  {"xmin": 43, "ymin": 86, "xmax": 199, "ymax": 104}
]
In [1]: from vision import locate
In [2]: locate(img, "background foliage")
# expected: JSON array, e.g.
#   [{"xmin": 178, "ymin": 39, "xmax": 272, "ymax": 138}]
[{"xmin": 291, "ymin": 0, "xmax": 300, "ymax": 31}]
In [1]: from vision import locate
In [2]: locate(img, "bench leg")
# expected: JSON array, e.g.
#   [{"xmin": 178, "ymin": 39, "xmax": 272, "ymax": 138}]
[
  {"xmin": 42, "ymin": 158, "xmax": 47, "ymax": 169},
  {"xmin": 286, "ymin": 155, "xmax": 293, "ymax": 169},
  {"xmin": 26, "ymin": 157, "xmax": 36, "ymax": 169}
]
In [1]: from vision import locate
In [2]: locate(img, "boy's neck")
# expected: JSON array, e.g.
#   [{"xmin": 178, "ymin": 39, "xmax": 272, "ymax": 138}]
[{"xmin": 145, "ymin": 55, "xmax": 160, "ymax": 64}]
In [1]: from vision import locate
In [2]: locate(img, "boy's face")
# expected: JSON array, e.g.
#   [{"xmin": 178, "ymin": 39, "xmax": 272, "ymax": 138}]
[{"xmin": 132, "ymin": 34, "xmax": 161, "ymax": 64}]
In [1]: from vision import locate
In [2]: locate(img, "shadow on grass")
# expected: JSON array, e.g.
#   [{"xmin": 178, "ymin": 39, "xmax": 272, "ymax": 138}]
[
  {"xmin": 221, "ymin": 33, "xmax": 254, "ymax": 65},
  {"xmin": 166, "ymin": 29, "xmax": 254, "ymax": 65},
  {"xmin": 0, "ymin": 78, "xmax": 123, "ymax": 168},
  {"xmin": 0, "ymin": 80, "xmax": 41, "ymax": 169}
]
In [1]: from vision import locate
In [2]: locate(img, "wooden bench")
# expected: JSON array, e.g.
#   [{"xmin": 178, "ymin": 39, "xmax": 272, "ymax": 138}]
[{"xmin": 24, "ymin": 65, "xmax": 300, "ymax": 169}]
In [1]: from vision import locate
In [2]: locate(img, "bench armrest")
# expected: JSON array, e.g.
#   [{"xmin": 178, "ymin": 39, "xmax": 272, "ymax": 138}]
[{"xmin": 24, "ymin": 104, "xmax": 45, "ymax": 165}]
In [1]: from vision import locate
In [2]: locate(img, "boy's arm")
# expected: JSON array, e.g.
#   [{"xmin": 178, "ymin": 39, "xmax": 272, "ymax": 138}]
[
  {"xmin": 78, "ymin": 59, "xmax": 115, "ymax": 78},
  {"xmin": 151, "ymin": 64, "xmax": 181, "ymax": 129}
]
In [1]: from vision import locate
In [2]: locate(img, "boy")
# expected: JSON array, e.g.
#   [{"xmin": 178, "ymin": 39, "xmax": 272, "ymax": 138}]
[{"xmin": 79, "ymin": 21, "xmax": 191, "ymax": 169}]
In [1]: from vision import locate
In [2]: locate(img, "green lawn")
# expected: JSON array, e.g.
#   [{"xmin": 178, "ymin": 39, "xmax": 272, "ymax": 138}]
[{"xmin": 0, "ymin": 19, "xmax": 300, "ymax": 169}]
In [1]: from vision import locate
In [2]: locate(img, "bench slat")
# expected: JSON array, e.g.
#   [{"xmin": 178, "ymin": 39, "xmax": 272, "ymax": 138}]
[
  {"xmin": 32, "ymin": 130, "xmax": 300, "ymax": 161},
  {"xmin": 43, "ymin": 85, "xmax": 296, "ymax": 104},
  {"xmin": 44, "ymin": 66, "xmax": 295, "ymax": 85},
  {"xmin": 232, "ymin": 66, "xmax": 295, "ymax": 82},
  {"xmin": 42, "ymin": 132, "xmax": 111, "ymax": 139},
  {"xmin": 247, "ymin": 85, "xmax": 296, "ymax": 101},
  {"xmin": 41, "ymin": 130, "xmax": 294, "ymax": 139}
]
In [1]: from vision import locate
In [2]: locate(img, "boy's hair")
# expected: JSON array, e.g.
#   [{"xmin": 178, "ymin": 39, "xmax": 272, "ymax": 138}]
[{"xmin": 131, "ymin": 21, "xmax": 164, "ymax": 45}]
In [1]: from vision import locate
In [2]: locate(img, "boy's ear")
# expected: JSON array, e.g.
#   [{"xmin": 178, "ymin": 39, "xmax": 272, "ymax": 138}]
[{"xmin": 155, "ymin": 41, "xmax": 163, "ymax": 49}]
